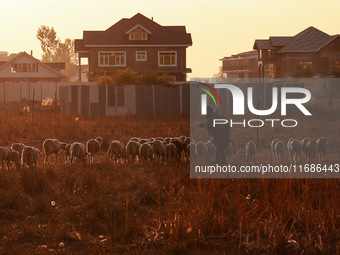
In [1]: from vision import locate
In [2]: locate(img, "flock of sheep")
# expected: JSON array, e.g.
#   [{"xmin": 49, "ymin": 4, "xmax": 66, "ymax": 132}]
[
  {"xmin": 0, "ymin": 136, "xmax": 193, "ymax": 170},
  {"xmin": 193, "ymin": 136, "xmax": 329, "ymax": 165},
  {"xmin": 0, "ymin": 135, "xmax": 329, "ymax": 170}
]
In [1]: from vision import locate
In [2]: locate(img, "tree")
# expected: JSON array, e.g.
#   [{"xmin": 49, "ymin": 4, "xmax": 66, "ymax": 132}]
[{"xmin": 36, "ymin": 25, "xmax": 77, "ymax": 70}]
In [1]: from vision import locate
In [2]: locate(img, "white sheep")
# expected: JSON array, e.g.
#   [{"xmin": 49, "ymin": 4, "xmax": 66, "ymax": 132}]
[
  {"xmin": 301, "ymin": 138, "xmax": 311, "ymax": 163},
  {"xmin": 316, "ymin": 137, "xmax": 328, "ymax": 162},
  {"xmin": 152, "ymin": 140, "xmax": 166, "ymax": 165},
  {"xmin": 70, "ymin": 142, "xmax": 87, "ymax": 164},
  {"xmin": 65, "ymin": 143, "xmax": 71, "ymax": 164},
  {"xmin": 245, "ymin": 141, "xmax": 256, "ymax": 165},
  {"xmin": 306, "ymin": 139, "xmax": 317, "ymax": 163},
  {"xmin": 205, "ymin": 139, "xmax": 215, "ymax": 164},
  {"xmin": 195, "ymin": 142, "xmax": 208, "ymax": 165},
  {"xmin": 275, "ymin": 140, "xmax": 285, "ymax": 164},
  {"xmin": 21, "ymin": 146, "xmax": 40, "ymax": 169},
  {"xmin": 11, "ymin": 143, "xmax": 25, "ymax": 159},
  {"xmin": 43, "ymin": 139, "xmax": 66, "ymax": 165},
  {"xmin": 86, "ymin": 139, "xmax": 101, "ymax": 164},
  {"xmin": 107, "ymin": 140, "xmax": 126, "ymax": 166},
  {"xmin": 139, "ymin": 143, "xmax": 154, "ymax": 167},
  {"xmin": 271, "ymin": 139, "xmax": 279, "ymax": 164},
  {"xmin": 126, "ymin": 141, "xmax": 141, "ymax": 164},
  {"xmin": 229, "ymin": 138, "xmax": 238, "ymax": 162},
  {"xmin": 0, "ymin": 146, "xmax": 20, "ymax": 170},
  {"xmin": 287, "ymin": 138, "xmax": 301, "ymax": 164},
  {"xmin": 166, "ymin": 143, "xmax": 178, "ymax": 165}
]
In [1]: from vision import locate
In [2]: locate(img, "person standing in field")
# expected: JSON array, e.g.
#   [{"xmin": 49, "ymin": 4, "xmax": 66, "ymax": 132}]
[{"xmin": 205, "ymin": 106, "xmax": 230, "ymax": 165}]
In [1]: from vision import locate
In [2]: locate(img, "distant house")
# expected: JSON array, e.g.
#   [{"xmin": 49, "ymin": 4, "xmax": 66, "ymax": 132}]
[
  {"xmin": 253, "ymin": 26, "xmax": 340, "ymax": 78},
  {"xmin": 62, "ymin": 65, "xmax": 89, "ymax": 82},
  {"xmin": 220, "ymin": 50, "xmax": 260, "ymax": 78},
  {"xmin": 0, "ymin": 52, "xmax": 65, "ymax": 82},
  {"xmin": 75, "ymin": 13, "xmax": 192, "ymax": 82}
]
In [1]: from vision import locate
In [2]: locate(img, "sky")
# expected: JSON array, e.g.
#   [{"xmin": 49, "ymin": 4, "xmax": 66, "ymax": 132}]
[{"xmin": 1, "ymin": 0, "xmax": 339, "ymax": 78}]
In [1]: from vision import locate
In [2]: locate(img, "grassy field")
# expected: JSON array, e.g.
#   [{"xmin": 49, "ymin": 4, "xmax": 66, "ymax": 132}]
[{"xmin": 0, "ymin": 110, "xmax": 339, "ymax": 254}]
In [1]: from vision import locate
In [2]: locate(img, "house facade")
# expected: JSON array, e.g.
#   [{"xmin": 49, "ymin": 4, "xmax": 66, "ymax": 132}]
[
  {"xmin": 75, "ymin": 13, "xmax": 192, "ymax": 82},
  {"xmin": 253, "ymin": 27, "xmax": 340, "ymax": 78},
  {"xmin": 0, "ymin": 52, "xmax": 65, "ymax": 82},
  {"xmin": 220, "ymin": 50, "xmax": 261, "ymax": 78}
]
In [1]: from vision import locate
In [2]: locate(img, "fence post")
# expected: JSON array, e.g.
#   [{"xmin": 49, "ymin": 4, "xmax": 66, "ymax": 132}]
[{"xmin": 32, "ymin": 89, "xmax": 35, "ymax": 123}]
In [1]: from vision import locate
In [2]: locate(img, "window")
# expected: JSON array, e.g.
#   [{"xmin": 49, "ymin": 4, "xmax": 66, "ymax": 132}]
[
  {"xmin": 159, "ymin": 51, "xmax": 177, "ymax": 66},
  {"xmin": 259, "ymin": 50, "xmax": 263, "ymax": 60},
  {"xmin": 299, "ymin": 61, "xmax": 313, "ymax": 70},
  {"xmin": 268, "ymin": 50, "xmax": 275, "ymax": 58},
  {"xmin": 129, "ymin": 32, "xmax": 135, "ymax": 40},
  {"xmin": 99, "ymin": 52, "xmax": 126, "ymax": 66},
  {"xmin": 136, "ymin": 51, "xmax": 147, "ymax": 61},
  {"xmin": 11, "ymin": 63, "xmax": 38, "ymax": 73},
  {"xmin": 142, "ymin": 32, "xmax": 148, "ymax": 40}
]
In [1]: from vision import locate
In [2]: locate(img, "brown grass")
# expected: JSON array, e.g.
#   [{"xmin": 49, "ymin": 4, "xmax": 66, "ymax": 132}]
[{"xmin": 0, "ymin": 110, "xmax": 339, "ymax": 254}]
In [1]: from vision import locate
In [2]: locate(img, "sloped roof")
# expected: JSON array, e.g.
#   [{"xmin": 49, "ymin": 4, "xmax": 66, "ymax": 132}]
[
  {"xmin": 253, "ymin": 26, "xmax": 339, "ymax": 53},
  {"xmin": 278, "ymin": 27, "xmax": 339, "ymax": 52},
  {"xmin": 76, "ymin": 13, "xmax": 192, "ymax": 49},
  {"xmin": 253, "ymin": 40, "xmax": 275, "ymax": 50},
  {"xmin": 0, "ymin": 52, "xmax": 65, "ymax": 78},
  {"xmin": 269, "ymin": 36, "xmax": 292, "ymax": 47}
]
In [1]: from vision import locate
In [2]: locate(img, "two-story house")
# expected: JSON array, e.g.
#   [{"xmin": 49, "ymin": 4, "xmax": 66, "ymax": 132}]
[
  {"xmin": 253, "ymin": 26, "xmax": 340, "ymax": 78},
  {"xmin": 75, "ymin": 13, "xmax": 192, "ymax": 82},
  {"xmin": 220, "ymin": 50, "xmax": 261, "ymax": 78}
]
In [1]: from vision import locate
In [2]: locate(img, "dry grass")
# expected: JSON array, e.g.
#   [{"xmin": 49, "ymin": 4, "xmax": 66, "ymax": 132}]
[{"xmin": 0, "ymin": 110, "xmax": 339, "ymax": 254}]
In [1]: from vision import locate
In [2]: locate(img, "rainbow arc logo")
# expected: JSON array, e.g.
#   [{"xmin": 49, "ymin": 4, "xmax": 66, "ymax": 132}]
[{"xmin": 196, "ymin": 82, "xmax": 222, "ymax": 107}]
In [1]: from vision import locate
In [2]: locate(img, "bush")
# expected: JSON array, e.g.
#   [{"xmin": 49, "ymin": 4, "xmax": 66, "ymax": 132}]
[{"xmin": 291, "ymin": 65, "xmax": 314, "ymax": 78}]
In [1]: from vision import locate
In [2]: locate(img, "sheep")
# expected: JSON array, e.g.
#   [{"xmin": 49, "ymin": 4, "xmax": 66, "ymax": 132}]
[
  {"xmin": 0, "ymin": 146, "xmax": 20, "ymax": 170},
  {"xmin": 70, "ymin": 142, "xmax": 87, "ymax": 164},
  {"xmin": 21, "ymin": 146, "xmax": 40, "ymax": 169},
  {"xmin": 287, "ymin": 138, "xmax": 301, "ymax": 164},
  {"xmin": 152, "ymin": 140, "xmax": 166, "ymax": 165},
  {"xmin": 95, "ymin": 136, "xmax": 103, "ymax": 146},
  {"xmin": 11, "ymin": 143, "xmax": 25, "ymax": 159},
  {"xmin": 6, "ymin": 148, "xmax": 21, "ymax": 170},
  {"xmin": 271, "ymin": 139, "xmax": 280, "ymax": 164},
  {"xmin": 275, "ymin": 140, "xmax": 285, "ymax": 164},
  {"xmin": 165, "ymin": 137, "xmax": 171, "ymax": 144},
  {"xmin": 126, "ymin": 141, "xmax": 141, "ymax": 164},
  {"xmin": 185, "ymin": 142, "xmax": 192, "ymax": 162},
  {"xmin": 65, "ymin": 143, "xmax": 71, "ymax": 164},
  {"xmin": 316, "ymin": 137, "xmax": 328, "ymax": 162},
  {"xmin": 86, "ymin": 139, "xmax": 101, "ymax": 164},
  {"xmin": 306, "ymin": 139, "xmax": 317, "ymax": 163},
  {"xmin": 107, "ymin": 140, "xmax": 126, "ymax": 166},
  {"xmin": 195, "ymin": 142, "xmax": 208, "ymax": 165},
  {"xmin": 166, "ymin": 143, "xmax": 178, "ymax": 165},
  {"xmin": 301, "ymin": 138, "xmax": 311, "ymax": 162},
  {"xmin": 43, "ymin": 139, "xmax": 66, "ymax": 165},
  {"xmin": 170, "ymin": 138, "xmax": 185, "ymax": 161},
  {"xmin": 245, "ymin": 141, "xmax": 256, "ymax": 165},
  {"xmin": 129, "ymin": 137, "xmax": 140, "ymax": 143},
  {"xmin": 205, "ymin": 139, "xmax": 215, "ymax": 163},
  {"xmin": 139, "ymin": 143, "xmax": 154, "ymax": 167},
  {"xmin": 229, "ymin": 138, "xmax": 238, "ymax": 162}
]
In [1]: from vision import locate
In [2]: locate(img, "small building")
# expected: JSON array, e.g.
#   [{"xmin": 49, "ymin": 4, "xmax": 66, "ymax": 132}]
[
  {"xmin": 62, "ymin": 65, "xmax": 89, "ymax": 82},
  {"xmin": 0, "ymin": 52, "xmax": 65, "ymax": 82},
  {"xmin": 75, "ymin": 13, "xmax": 192, "ymax": 82},
  {"xmin": 253, "ymin": 26, "xmax": 340, "ymax": 78},
  {"xmin": 220, "ymin": 50, "xmax": 260, "ymax": 78}
]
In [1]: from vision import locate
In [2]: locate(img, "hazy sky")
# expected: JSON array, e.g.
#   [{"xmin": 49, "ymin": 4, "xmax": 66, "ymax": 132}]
[{"xmin": 1, "ymin": 0, "xmax": 339, "ymax": 78}]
